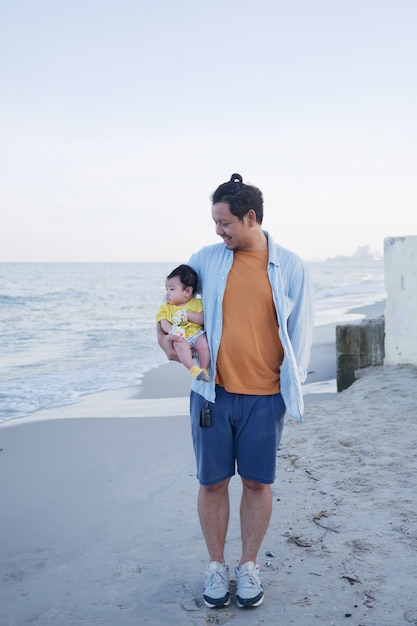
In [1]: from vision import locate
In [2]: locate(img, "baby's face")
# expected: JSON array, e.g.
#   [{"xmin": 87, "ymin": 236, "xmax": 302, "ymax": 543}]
[{"xmin": 165, "ymin": 276, "xmax": 191, "ymax": 306}]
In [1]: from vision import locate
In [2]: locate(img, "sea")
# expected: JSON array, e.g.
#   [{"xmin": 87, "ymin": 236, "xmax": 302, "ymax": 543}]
[{"xmin": 0, "ymin": 257, "xmax": 386, "ymax": 425}]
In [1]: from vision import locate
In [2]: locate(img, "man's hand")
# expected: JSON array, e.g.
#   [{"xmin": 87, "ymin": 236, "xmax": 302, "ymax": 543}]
[{"xmin": 156, "ymin": 323, "xmax": 181, "ymax": 362}]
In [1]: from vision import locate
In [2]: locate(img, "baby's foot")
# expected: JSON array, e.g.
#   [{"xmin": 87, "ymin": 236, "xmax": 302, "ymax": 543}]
[
  {"xmin": 189, "ymin": 366, "xmax": 210, "ymax": 382},
  {"xmin": 197, "ymin": 369, "xmax": 210, "ymax": 382}
]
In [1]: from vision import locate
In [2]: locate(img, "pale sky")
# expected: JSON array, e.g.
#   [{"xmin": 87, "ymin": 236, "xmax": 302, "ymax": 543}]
[{"xmin": 1, "ymin": 0, "xmax": 416, "ymax": 262}]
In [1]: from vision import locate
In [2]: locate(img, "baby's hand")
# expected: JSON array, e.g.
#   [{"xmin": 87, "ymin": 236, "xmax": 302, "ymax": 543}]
[
  {"xmin": 171, "ymin": 325, "xmax": 186, "ymax": 338},
  {"xmin": 172, "ymin": 309, "xmax": 188, "ymax": 325}
]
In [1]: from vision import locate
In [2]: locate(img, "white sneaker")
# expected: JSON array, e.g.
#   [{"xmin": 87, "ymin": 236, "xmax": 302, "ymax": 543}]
[
  {"xmin": 235, "ymin": 561, "xmax": 264, "ymax": 608},
  {"xmin": 203, "ymin": 561, "xmax": 230, "ymax": 608}
]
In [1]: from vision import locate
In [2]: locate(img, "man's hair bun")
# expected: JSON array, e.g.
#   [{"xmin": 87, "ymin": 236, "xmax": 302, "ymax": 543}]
[{"xmin": 230, "ymin": 173, "xmax": 243, "ymax": 183}]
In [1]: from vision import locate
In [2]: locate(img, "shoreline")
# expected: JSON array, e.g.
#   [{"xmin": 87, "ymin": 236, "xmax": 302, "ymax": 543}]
[{"xmin": 0, "ymin": 298, "xmax": 386, "ymax": 426}]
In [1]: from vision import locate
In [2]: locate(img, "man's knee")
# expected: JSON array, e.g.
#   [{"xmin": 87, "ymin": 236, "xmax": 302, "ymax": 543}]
[
  {"xmin": 241, "ymin": 478, "xmax": 271, "ymax": 493},
  {"xmin": 200, "ymin": 478, "xmax": 230, "ymax": 495}
]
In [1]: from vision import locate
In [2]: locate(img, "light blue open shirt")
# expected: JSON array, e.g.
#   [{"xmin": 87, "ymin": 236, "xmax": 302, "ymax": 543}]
[{"xmin": 188, "ymin": 231, "xmax": 314, "ymax": 421}]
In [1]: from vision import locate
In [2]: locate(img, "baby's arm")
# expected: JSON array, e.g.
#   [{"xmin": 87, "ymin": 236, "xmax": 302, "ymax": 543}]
[
  {"xmin": 160, "ymin": 318, "xmax": 173, "ymax": 334},
  {"xmin": 185, "ymin": 310, "xmax": 204, "ymax": 326}
]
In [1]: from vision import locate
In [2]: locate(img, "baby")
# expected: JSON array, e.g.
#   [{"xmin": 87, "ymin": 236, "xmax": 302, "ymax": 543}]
[{"xmin": 156, "ymin": 264, "xmax": 210, "ymax": 382}]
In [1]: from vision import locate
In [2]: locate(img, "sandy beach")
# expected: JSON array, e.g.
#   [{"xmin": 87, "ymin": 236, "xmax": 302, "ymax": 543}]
[{"xmin": 2, "ymin": 302, "xmax": 417, "ymax": 625}]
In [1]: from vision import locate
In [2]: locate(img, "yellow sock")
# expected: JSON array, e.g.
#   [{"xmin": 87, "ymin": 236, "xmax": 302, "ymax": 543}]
[
  {"xmin": 189, "ymin": 365, "xmax": 202, "ymax": 379},
  {"xmin": 189, "ymin": 366, "xmax": 210, "ymax": 382},
  {"xmin": 198, "ymin": 368, "xmax": 210, "ymax": 382}
]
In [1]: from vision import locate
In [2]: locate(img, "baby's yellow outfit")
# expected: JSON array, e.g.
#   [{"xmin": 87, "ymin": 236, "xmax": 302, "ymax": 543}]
[
  {"xmin": 155, "ymin": 298, "xmax": 204, "ymax": 338},
  {"xmin": 156, "ymin": 297, "xmax": 210, "ymax": 382}
]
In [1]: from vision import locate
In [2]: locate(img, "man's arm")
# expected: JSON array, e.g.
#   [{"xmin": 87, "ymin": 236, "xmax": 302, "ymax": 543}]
[
  {"xmin": 156, "ymin": 322, "xmax": 180, "ymax": 362},
  {"xmin": 287, "ymin": 261, "xmax": 314, "ymax": 382}
]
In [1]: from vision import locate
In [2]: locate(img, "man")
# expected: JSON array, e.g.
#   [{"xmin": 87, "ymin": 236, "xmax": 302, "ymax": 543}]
[{"xmin": 157, "ymin": 173, "xmax": 313, "ymax": 609}]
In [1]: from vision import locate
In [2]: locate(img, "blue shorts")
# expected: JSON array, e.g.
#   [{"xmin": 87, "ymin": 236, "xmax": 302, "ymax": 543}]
[{"xmin": 190, "ymin": 386, "xmax": 286, "ymax": 486}]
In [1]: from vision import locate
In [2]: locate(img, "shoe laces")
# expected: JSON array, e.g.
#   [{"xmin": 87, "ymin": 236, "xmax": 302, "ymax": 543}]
[
  {"xmin": 236, "ymin": 565, "xmax": 260, "ymax": 590},
  {"xmin": 206, "ymin": 565, "xmax": 228, "ymax": 591}
]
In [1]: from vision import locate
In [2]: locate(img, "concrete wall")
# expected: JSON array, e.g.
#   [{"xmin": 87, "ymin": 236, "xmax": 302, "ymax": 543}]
[
  {"xmin": 336, "ymin": 318, "xmax": 385, "ymax": 391},
  {"xmin": 384, "ymin": 236, "xmax": 417, "ymax": 366}
]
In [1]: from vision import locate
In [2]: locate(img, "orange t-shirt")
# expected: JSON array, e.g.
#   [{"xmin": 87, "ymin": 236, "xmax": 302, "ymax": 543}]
[{"xmin": 216, "ymin": 249, "xmax": 284, "ymax": 395}]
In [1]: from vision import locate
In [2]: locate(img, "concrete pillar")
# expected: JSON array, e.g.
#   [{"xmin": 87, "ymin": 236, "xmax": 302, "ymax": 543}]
[
  {"xmin": 336, "ymin": 318, "xmax": 385, "ymax": 391},
  {"xmin": 384, "ymin": 236, "xmax": 417, "ymax": 365}
]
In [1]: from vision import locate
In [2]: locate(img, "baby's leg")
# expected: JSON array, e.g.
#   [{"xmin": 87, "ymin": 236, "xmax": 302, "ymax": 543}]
[
  {"xmin": 194, "ymin": 334, "xmax": 210, "ymax": 370},
  {"xmin": 172, "ymin": 336, "xmax": 210, "ymax": 382},
  {"xmin": 172, "ymin": 337, "xmax": 194, "ymax": 369}
]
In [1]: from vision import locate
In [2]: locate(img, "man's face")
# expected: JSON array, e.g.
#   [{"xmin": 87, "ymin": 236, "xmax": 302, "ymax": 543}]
[{"xmin": 212, "ymin": 201, "xmax": 254, "ymax": 251}]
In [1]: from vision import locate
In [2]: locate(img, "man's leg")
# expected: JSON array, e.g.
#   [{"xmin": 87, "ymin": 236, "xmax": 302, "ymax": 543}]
[
  {"xmin": 239, "ymin": 478, "xmax": 272, "ymax": 565},
  {"xmin": 234, "ymin": 393, "xmax": 285, "ymax": 567},
  {"xmin": 198, "ymin": 479, "xmax": 231, "ymax": 608},
  {"xmin": 234, "ymin": 478, "xmax": 271, "ymax": 608},
  {"xmin": 190, "ymin": 388, "xmax": 236, "ymax": 606},
  {"xmin": 198, "ymin": 478, "xmax": 230, "ymax": 563}
]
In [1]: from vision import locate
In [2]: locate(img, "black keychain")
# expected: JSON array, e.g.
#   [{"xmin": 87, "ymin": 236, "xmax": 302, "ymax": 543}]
[{"xmin": 200, "ymin": 401, "xmax": 211, "ymax": 428}]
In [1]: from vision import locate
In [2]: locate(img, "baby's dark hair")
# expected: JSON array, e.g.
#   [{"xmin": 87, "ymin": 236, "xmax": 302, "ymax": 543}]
[
  {"xmin": 167, "ymin": 264, "xmax": 198, "ymax": 293},
  {"xmin": 211, "ymin": 173, "xmax": 264, "ymax": 224}
]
